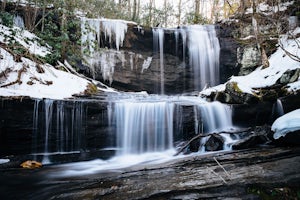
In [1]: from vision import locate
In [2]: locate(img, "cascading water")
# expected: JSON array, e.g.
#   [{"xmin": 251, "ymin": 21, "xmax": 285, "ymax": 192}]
[
  {"xmin": 114, "ymin": 100, "xmax": 174, "ymax": 155},
  {"xmin": 42, "ymin": 99, "xmax": 54, "ymax": 164},
  {"xmin": 185, "ymin": 25, "xmax": 220, "ymax": 90},
  {"xmin": 153, "ymin": 28, "xmax": 165, "ymax": 94},
  {"xmin": 32, "ymin": 99, "xmax": 85, "ymax": 164},
  {"xmin": 197, "ymin": 101, "xmax": 233, "ymax": 133}
]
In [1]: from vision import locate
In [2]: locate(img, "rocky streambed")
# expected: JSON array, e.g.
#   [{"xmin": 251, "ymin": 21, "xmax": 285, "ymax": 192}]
[{"xmin": 0, "ymin": 146, "xmax": 299, "ymax": 200}]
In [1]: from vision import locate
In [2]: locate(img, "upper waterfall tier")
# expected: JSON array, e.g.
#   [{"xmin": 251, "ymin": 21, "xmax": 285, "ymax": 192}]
[{"xmin": 80, "ymin": 19, "xmax": 221, "ymax": 94}]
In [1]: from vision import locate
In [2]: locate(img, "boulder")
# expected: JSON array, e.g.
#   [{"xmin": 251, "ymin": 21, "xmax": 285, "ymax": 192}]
[
  {"xmin": 223, "ymin": 82, "xmax": 259, "ymax": 104},
  {"xmin": 232, "ymin": 126, "xmax": 272, "ymax": 150},
  {"xmin": 204, "ymin": 134, "xmax": 224, "ymax": 151},
  {"xmin": 237, "ymin": 45, "xmax": 261, "ymax": 75},
  {"xmin": 277, "ymin": 68, "xmax": 300, "ymax": 85}
]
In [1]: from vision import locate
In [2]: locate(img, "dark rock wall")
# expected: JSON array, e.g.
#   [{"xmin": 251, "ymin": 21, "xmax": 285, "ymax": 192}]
[{"xmin": 85, "ymin": 24, "xmax": 239, "ymax": 94}]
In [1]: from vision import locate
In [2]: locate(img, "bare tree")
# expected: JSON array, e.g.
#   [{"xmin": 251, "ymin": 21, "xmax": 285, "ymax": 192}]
[
  {"xmin": 128, "ymin": 0, "xmax": 132, "ymax": 18},
  {"xmin": 148, "ymin": 0, "xmax": 154, "ymax": 27},
  {"xmin": 163, "ymin": 0, "xmax": 167, "ymax": 27},
  {"xmin": 1, "ymin": 0, "xmax": 6, "ymax": 11},
  {"xmin": 194, "ymin": 0, "xmax": 200, "ymax": 24},
  {"xmin": 132, "ymin": 0, "xmax": 137, "ymax": 21},
  {"xmin": 211, "ymin": 0, "xmax": 219, "ymax": 23},
  {"xmin": 177, "ymin": 0, "xmax": 182, "ymax": 26}
]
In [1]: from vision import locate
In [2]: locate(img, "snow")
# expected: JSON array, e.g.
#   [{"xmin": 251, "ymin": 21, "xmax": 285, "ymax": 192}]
[
  {"xmin": 0, "ymin": 159, "xmax": 9, "ymax": 164},
  {"xmin": 0, "ymin": 24, "xmax": 51, "ymax": 57},
  {"xmin": 200, "ymin": 27, "xmax": 300, "ymax": 96},
  {"xmin": 0, "ymin": 22, "xmax": 96, "ymax": 100},
  {"xmin": 272, "ymin": 109, "xmax": 300, "ymax": 139},
  {"xmin": 0, "ymin": 47, "xmax": 90, "ymax": 99},
  {"xmin": 245, "ymin": 1, "xmax": 294, "ymax": 15}
]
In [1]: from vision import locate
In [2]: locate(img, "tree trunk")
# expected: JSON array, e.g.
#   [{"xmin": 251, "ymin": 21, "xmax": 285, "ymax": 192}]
[
  {"xmin": 177, "ymin": 0, "xmax": 182, "ymax": 26},
  {"xmin": 194, "ymin": 0, "xmax": 200, "ymax": 24},
  {"xmin": 1, "ymin": 0, "xmax": 6, "ymax": 11},
  {"xmin": 132, "ymin": 0, "xmax": 137, "ymax": 21},
  {"xmin": 41, "ymin": 0, "xmax": 46, "ymax": 32},
  {"xmin": 127, "ymin": 0, "xmax": 131, "ymax": 18},
  {"xmin": 137, "ymin": 0, "xmax": 140, "ymax": 21},
  {"xmin": 211, "ymin": 0, "xmax": 219, "ymax": 23},
  {"xmin": 61, "ymin": 0, "xmax": 67, "ymax": 60},
  {"xmin": 148, "ymin": 0, "xmax": 154, "ymax": 27},
  {"xmin": 164, "ymin": 0, "xmax": 167, "ymax": 27}
]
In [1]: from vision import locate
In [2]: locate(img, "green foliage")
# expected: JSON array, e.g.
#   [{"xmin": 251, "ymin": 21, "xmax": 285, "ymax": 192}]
[
  {"xmin": 36, "ymin": 11, "xmax": 82, "ymax": 65},
  {"xmin": 248, "ymin": 186, "xmax": 300, "ymax": 200},
  {"xmin": 0, "ymin": 11, "xmax": 14, "ymax": 27}
]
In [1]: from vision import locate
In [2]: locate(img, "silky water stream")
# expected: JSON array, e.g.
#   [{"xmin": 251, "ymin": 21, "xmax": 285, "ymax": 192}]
[{"xmin": 31, "ymin": 94, "xmax": 239, "ymax": 177}]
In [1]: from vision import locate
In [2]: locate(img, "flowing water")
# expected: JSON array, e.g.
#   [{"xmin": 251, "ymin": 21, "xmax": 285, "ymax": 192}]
[
  {"xmin": 153, "ymin": 28, "xmax": 165, "ymax": 94},
  {"xmin": 32, "ymin": 20, "xmax": 225, "ymax": 175}
]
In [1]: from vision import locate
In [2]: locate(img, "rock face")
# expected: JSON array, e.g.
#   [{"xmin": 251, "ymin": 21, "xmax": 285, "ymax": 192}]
[{"xmin": 80, "ymin": 21, "xmax": 239, "ymax": 94}]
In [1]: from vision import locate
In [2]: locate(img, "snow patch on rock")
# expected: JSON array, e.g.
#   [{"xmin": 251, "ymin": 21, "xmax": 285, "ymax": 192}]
[{"xmin": 272, "ymin": 109, "xmax": 300, "ymax": 139}]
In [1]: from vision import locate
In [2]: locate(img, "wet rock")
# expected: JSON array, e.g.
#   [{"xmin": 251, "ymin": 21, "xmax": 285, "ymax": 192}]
[
  {"xmin": 232, "ymin": 126, "xmax": 272, "ymax": 150},
  {"xmin": 224, "ymin": 82, "xmax": 259, "ymax": 104},
  {"xmin": 272, "ymin": 130, "xmax": 300, "ymax": 146},
  {"xmin": 204, "ymin": 134, "xmax": 224, "ymax": 151}
]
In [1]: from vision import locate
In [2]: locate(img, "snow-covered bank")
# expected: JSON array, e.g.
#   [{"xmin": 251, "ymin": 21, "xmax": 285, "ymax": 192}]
[
  {"xmin": 0, "ymin": 23, "xmax": 93, "ymax": 99},
  {"xmin": 0, "ymin": 47, "xmax": 91, "ymax": 99},
  {"xmin": 201, "ymin": 27, "xmax": 300, "ymax": 96},
  {"xmin": 272, "ymin": 109, "xmax": 300, "ymax": 139}
]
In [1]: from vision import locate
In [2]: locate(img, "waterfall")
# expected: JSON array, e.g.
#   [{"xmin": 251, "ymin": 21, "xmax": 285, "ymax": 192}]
[
  {"xmin": 42, "ymin": 99, "xmax": 54, "ymax": 164},
  {"xmin": 32, "ymin": 99, "xmax": 85, "ymax": 164},
  {"xmin": 32, "ymin": 99, "xmax": 41, "ymax": 161},
  {"xmin": 197, "ymin": 101, "xmax": 233, "ymax": 133},
  {"xmin": 196, "ymin": 101, "xmax": 234, "ymax": 152},
  {"xmin": 186, "ymin": 25, "xmax": 220, "ymax": 90},
  {"xmin": 272, "ymin": 99, "xmax": 284, "ymax": 120},
  {"xmin": 114, "ymin": 100, "xmax": 174, "ymax": 155},
  {"xmin": 153, "ymin": 28, "xmax": 165, "ymax": 94}
]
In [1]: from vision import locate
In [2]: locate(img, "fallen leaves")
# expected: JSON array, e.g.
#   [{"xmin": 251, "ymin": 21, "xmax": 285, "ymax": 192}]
[{"xmin": 20, "ymin": 160, "xmax": 42, "ymax": 169}]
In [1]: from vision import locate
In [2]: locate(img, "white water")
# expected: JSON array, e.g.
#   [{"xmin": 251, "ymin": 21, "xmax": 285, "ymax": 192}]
[
  {"xmin": 186, "ymin": 25, "xmax": 220, "ymax": 90},
  {"xmin": 32, "ymin": 99, "xmax": 85, "ymax": 164},
  {"xmin": 47, "ymin": 95, "xmax": 236, "ymax": 177},
  {"xmin": 198, "ymin": 101, "xmax": 233, "ymax": 133},
  {"xmin": 42, "ymin": 99, "xmax": 54, "ymax": 164},
  {"xmin": 114, "ymin": 100, "xmax": 174, "ymax": 155},
  {"xmin": 153, "ymin": 28, "xmax": 165, "ymax": 94}
]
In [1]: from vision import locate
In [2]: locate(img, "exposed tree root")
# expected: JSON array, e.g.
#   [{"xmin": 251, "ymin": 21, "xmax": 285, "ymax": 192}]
[
  {"xmin": 0, "ymin": 68, "xmax": 12, "ymax": 80},
  {"xmin": 0, "ymin": 64, "xmax": 27, "ymax": 88}
]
